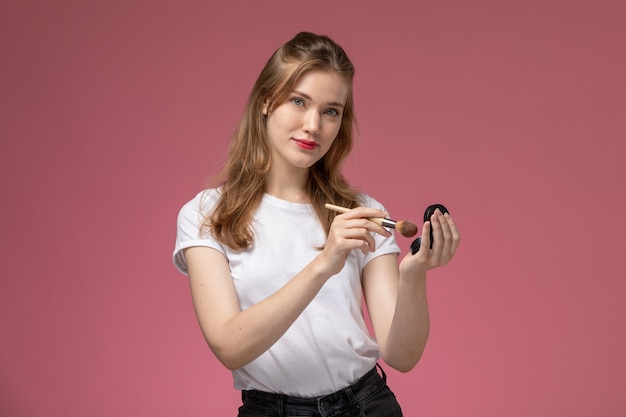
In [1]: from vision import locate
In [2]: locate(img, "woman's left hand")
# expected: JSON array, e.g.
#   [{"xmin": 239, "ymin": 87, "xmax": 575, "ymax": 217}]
[{"xmin": 399, "ymin": 208, "xmax": 460, "ymax": 276}]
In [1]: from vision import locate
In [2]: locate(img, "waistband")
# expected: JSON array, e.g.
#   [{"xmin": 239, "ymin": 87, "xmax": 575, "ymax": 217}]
[{"xmin": 241, "ymin": 365, "xmax": 387, "ymax": 414}]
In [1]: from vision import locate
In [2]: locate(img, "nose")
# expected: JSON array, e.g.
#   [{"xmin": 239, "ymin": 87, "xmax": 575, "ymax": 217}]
[{"xmin": 303, "ymin": 110, "xmax": 321, "ymax": 136}]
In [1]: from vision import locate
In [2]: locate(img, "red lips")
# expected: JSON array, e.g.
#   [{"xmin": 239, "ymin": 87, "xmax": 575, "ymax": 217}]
[{"xmin": 293, "ymin": 139, "xmax": 318, "ymax": 150}]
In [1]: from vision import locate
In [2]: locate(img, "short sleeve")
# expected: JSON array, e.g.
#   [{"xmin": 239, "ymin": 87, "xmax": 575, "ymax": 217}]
[
  {"xmin": 172, "ymin": 189, "xmax": 226, "ymax": 275},
  {"xmin": 360, "ymin": 194, "xmax": 401, "ymax": 266}
]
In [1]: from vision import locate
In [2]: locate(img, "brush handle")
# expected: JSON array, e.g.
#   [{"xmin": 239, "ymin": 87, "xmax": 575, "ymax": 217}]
[
  {"xmin": 324, "ymin": 203, "xmax": 394, "ymax": 228},
  {"xmin": 324, "ymin": 203, "xmax": 351, "ymax": 215}
]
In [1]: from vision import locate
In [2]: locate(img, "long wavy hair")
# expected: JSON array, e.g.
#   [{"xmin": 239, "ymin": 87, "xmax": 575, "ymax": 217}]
[{"xmin": 202, "ymin": 32, "xmax": 362, "ymax": 251}]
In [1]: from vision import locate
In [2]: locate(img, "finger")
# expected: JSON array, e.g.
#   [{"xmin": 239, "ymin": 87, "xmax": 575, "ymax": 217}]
[
  {"xmin": 337, "ymin": 207, "xmax": 391, "ymax": 235},
  {"xmin": 349, "ymin": 206, "xmax": 389, "ymax": 220},
  {"xmin": 330, "ymin": 222, "xmax": 378, "ymax": 254},
  {"xmin": 417, "ymin": 221, "xmax": 431, "ymax": 257},
  {"xmin": 345, "ymin": 227, "xmax": 377, "ymax": 252},
  {"xmin": 437, "ymin": 211, "xmax": 454, "ymax": 262},
  {"xmin": 327, "ymin": 233, "xmax": 371, "ymax": 256},
  {"xmin": 360, "ymin": 239, "xmax": 371, "ymax": 255},
  {"xmin": 429, "ymin": 211, "xmax": 444, "ymax": 264},
  {"xmin": 443, "ymin": 213, "xmax": 461, "ymax": 257},
  {"xmin": 332, "ymin": 206, "xmax": 388, "ymax": 223},
  {"xmin": 343, "ymin": 217, "xmax": 391, "ymax": 238}
]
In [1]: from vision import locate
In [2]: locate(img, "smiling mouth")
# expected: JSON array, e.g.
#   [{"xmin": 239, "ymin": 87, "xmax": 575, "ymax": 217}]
[{"xmin": 293, "ymin": 139, "xmax": 318, "ymax": 150}]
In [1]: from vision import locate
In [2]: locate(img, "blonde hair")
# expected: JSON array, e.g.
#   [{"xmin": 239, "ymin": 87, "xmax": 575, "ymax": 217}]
[{"xmin": 203, "ymin": 32, "xmax": 361, "ymax": 250}]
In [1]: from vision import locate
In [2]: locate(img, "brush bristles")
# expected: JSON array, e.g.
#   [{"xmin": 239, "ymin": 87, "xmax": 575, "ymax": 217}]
[{"xmin": 396, "ymin": 221, "xmax": 418, "ymax": 238}]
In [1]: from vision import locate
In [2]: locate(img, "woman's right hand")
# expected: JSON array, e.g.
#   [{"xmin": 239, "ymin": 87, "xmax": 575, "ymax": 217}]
[{"xmin": 318, "ymin": 206, "xmax": 392, "ymax": 276}]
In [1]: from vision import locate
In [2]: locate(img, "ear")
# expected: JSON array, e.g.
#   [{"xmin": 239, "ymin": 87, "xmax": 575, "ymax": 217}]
[{"xmin": 262, "ymin": 100, "xmax": 269, "ymax": 116}]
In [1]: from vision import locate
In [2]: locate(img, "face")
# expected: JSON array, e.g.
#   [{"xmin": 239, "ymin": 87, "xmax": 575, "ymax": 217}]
[{"xmin": 262, "ymin": 70, "xmax": 349, "ymax": 174}]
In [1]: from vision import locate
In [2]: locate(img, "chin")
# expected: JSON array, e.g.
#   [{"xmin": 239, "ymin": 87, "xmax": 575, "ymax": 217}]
[{"xmin": 290, "ymin": 155, "xmax": 323, "ymax": 169}]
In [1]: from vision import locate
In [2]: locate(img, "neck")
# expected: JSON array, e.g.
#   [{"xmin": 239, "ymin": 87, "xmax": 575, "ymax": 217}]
[{"xmin": 265, "ymin": 167, "xmax": 311, "ymax": 204}]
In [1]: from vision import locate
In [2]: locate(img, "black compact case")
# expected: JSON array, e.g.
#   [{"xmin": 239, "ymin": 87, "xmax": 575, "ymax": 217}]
[{"xmin": 410, "ymin": 204, "xmax": 449, "ymax": 254}]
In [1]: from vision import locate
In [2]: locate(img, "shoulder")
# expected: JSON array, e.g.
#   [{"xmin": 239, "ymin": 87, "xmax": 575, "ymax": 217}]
[
  {"xmin": 173, "ymin": 188, "xmax": 226, "ymax": 275},
  {"xmin": 176, "ymin": 188, "xmax": 222, "ymax": 231},
  {"xmin": 180, "ymin": 187, "xmax": 221, "ymax": 216}
]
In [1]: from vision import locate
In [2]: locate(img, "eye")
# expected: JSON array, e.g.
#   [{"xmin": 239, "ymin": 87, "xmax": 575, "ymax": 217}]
[
  {"xmin": 292, "ymin": 97, "xmax": 305, "ymax": 106},
  {"xmin": 325, "ymin": 108, "xmax": 340, "ymax": 117}
]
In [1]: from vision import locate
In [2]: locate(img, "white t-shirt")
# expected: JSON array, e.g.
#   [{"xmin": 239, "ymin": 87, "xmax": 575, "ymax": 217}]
[{"xmin": 173, "ymin": 189, "xmax": 400, "ymax": 396}]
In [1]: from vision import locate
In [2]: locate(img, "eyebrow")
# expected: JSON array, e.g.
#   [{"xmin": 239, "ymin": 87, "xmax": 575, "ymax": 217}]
[{"xmin": 293, "ymin": 90, "xmax": 345, "ymax": 108}]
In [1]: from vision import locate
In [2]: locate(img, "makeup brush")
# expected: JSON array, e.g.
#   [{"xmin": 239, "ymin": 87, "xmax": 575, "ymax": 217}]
[{"xmin": 325, "ymin": 203, "xmax": 418, "ymax": 238}]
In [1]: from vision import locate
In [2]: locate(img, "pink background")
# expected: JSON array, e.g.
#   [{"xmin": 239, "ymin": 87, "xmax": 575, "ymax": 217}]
[{"xmin": 2, "ymin": 1, "xmax": 625, "ymax": 415}]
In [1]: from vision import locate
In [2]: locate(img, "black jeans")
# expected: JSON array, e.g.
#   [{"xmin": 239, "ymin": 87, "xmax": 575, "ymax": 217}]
[{"xmin": 238, "ymin": 365, "xmax": 403, "ymax": 416}]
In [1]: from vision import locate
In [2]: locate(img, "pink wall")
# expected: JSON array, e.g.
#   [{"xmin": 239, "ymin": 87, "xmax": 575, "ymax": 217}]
[{"xmin": 1, "ymin": 1, "xmax": 625, "ymax": 415}]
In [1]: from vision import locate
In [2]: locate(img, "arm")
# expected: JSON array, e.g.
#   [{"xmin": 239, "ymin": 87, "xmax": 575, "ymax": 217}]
[
  {"xmin": 185, "ymin": 206, "xmax": 392, "ymax": 370},
  {"xmin": 186, "ymin": 246, "xmax": 329, "ymax": 370},
  {"xmin": 363, "ymin": 209, "xmax": 460, "ymax": 372}
]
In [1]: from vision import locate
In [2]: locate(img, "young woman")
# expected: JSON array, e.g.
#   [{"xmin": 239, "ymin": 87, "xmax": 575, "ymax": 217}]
[{"xmin": 173, "ymin": 31, "xmax": 460, "ymax": 416}]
